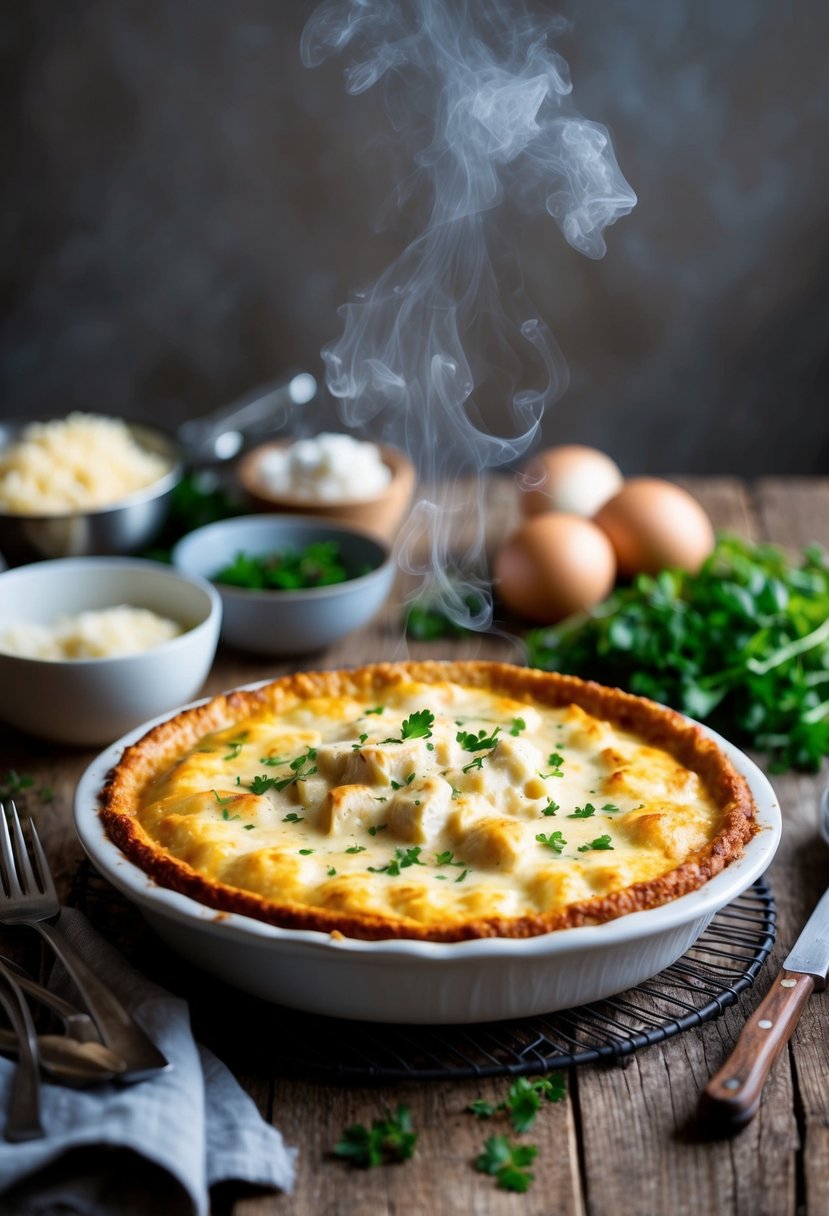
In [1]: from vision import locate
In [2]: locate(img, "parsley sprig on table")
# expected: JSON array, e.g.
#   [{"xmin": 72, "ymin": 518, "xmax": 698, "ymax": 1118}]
[
  {"xmin": 469, "ymin": 1075, "xmax": 567, "ymax": 1134},
  {"xmin": 469, "ymin": 1074, "xmax": 566, "ymax": 1192},
  {"xmin": 475, "ymin": 1137, "xmax": 538, "ymax": 1193},
  {"xmin": 334, "ymin": 1105, "xmax": 417, "ymax": 1168},
  {"xmin": 526, "ymin": 535, "xmax": 829, "ymax": 771}
]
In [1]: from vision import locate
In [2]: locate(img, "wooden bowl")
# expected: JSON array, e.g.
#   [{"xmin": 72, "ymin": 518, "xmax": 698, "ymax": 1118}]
[{"xmin": 236, "ymin": 440, "xmax": 416, "ymax": 542}]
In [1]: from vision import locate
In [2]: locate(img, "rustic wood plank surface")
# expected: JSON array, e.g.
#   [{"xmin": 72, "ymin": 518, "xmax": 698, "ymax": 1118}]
[{"xmin": 1, "ymin": 475, "xmax": 827, "ymax": 1216}]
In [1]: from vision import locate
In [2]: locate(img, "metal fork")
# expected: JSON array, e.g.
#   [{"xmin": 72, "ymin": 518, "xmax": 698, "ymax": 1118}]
[
  {"xmin": 0, "ymin": 960, "xmax": 43, "ymax": 1140},
  {"xmin": 0, "ymin": 953, "xmax": 99, "ymax": 1043},
  {"xmin": 0, "ymin": 801, "xmax": 169, "ymax": 1081}
]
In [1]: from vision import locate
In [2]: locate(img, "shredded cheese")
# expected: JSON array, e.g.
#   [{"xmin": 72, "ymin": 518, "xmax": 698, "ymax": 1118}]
[
  {"xmin": 0, "ymin": 606, "xmax": 183, "ymax": 660},
  {"xmin": 0, "ymin": 413, "xmax": 171, "ymax": 514}
]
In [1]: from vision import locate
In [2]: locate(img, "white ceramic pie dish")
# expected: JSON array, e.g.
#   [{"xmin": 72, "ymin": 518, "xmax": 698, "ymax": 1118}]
[{"xmin": 74, "ymin": 704, "xmax": 781, "ymax": 1024}]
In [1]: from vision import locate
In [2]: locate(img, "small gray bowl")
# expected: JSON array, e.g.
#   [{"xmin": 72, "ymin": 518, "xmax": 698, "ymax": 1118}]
[{"xmin": 172, "ymin": 515, "xmax": 395, "ymax": 656}]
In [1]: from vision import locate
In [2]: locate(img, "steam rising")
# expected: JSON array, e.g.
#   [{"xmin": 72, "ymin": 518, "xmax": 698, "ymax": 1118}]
[{"xmin": 302, "ymin": 0, "xmax": 635, "ymax": 630}]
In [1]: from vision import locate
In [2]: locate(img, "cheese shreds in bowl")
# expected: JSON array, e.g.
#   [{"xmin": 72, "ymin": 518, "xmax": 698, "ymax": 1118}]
[
  {"xmin": 0, "ymin": 606, "xmax": 183, "ymax": 661},
  {"xmin": 0, "ymin": 414, "xmax": 172, "ymax": 515}
]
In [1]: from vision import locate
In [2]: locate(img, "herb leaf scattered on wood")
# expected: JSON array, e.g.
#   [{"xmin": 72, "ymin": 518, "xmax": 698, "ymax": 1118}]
[
  {"xmin": 334, "ymin": 1105, "xmax": 417, "ymax": 1168},
  {"xmin": 475, "ymin": 1136, "xmax": 538, "ymax": 1193}
]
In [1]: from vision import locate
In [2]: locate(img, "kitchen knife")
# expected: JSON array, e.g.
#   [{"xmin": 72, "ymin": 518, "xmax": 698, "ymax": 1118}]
[{"xmin": 701, "ymin": 883, "xmax": 829, "ymax": 1128}]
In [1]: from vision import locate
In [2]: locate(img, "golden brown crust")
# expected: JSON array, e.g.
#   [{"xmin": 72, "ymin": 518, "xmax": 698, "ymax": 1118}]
[{"xmin": 100, "ymin": 661, "xmax": 757, "ymax": 941}]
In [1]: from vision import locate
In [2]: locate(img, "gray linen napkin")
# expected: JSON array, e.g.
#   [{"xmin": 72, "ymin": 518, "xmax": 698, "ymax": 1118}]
[{"xmin": 0, "ymin": 908, "xmax": 296, "ymax": 1215}]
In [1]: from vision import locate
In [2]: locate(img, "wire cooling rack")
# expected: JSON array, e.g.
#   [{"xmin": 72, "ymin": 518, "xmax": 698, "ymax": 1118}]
[
  {"xmin": 72, "ymin": 861, "xmax": 775, "ymax": 1082},
  {"xmin": 258, "ymin": 879, "xmax": 776, "ymax": 1081}
]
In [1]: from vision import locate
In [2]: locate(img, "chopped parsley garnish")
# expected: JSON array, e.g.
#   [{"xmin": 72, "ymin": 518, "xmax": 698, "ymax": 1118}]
[
  {"xmin": 259, "ymin": 754, "xmax": 290, "ymax": 767},
  {"xmin": 456, "ymin": 726, "xmax": 500, "ymax": 752},
  {"xmin": 298, "ymin": 848, "xmax": 315, "ymax": 856},
  {"xmin": 402, "ymin": 709, "xmax": 435, "ymax": 739},
  {"xmin": 454, "ymin": 867, "xmax": 470, "ymax": 883},
  {"xmin": 578, "ymin": 834, "xmax": 614, "ymax": 852},
  {"xmin": 541, "ymin": 801, "xmax": 559, "ymax": 817},
  {"xmin": 327, "ymin": 867, "xmax": 337, "ymax": 877},
  {"xmin": 435, "ymin": 850, "xmax": 466, "ymax": 867},
  {"xmin": 462, "ymin": 756, "xmax": 484, "ymax": 773},
  {"xmin": 390, "ymin": 772, "xmax": 416, "ymax": 790},
  {"xmin": 334, "ymin": 1105, "xmax": 417, "ymax": 1169},
  {"xmin": 382, "ymin": 708, "xmax": 435, "ymax": 745},
  {"xmin": 397, "ymin": 846, "xmax": 425, "ymax": 867},
  {"xmin": 568, "ymin": 803, "xmax": 596, "ymax": 819},
  {"xmin": 450, "ymin": 785, "xmax": 461, "ymax": 800},
  {"xmin": 352, "ymin": 733, "xmax": 369, "ymax": 750},
  {"xmin": 222, "ymin": 734, "xmax": 248, "ymax": 761},
  {"xmin": 602, "ymin": 803, "xmax": 621, "ymax": 813},
  {"xmin": 509, "ymin": 718, "xmax": 526, "ymax": 736},
  {"xmin": 475, "ymin": 1136, "xmax": 538, "ymax": 1193},
  {"xmin": 248, "ymin": 747, "xmax": 318, "ymax": 795},
  {"xmin": 213, "ymin": 539, "xmax": 348, "ymax": 590},
  {"xmin": 368, "ymin": 846, "xmax": 425, "ymax": 876},
  {"xmin": 212, "ymin": 790, "xmax": 235, "ymax": 807},
  {"xmin": 541, "ymin": 752, "xmax": 565, "ymax": 778},
  {"xmin": 243, "ymin": 824, "xmax": 256, "ymax": 831},
  {"xmin": 282, "ymin": 812, "xmax": 304, "ymax": 823},
  {"xmin": 290, "ymin": 747, "xmax": 318, "ymax": 772},
  {"xmin": 346, "ymin": 844, "xmax": 366, "ymax": 854},
  {"xmin": 248, "ymin": 774, "xmax": 287, "ymax": 795},
  {"xmin": 368, "ymin": 860, "xmax": 401, "ymax": 876},
  {"xmin": 536, "ymin": 831, "xmax": 566, "ymax": 853},
  {"xmin": 367, "ymin": 824, "xmax": 388, "ymax": 837},
  {"xmin": 364, "ymin": 705, "xmax": 385, "ymax": 715},
  {"xmin": 221, "ymin": 808, "xmax": 241, "ymax": 822}
]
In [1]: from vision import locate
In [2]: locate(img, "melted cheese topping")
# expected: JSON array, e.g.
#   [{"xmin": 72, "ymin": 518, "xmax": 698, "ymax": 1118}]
[{"xmin": 134, "ymin": 678, "xmax": 725, "ymax": 931}]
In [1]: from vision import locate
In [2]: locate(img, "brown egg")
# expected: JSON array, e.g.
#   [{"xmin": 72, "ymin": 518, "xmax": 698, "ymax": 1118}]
[
  {"xmin": 519, "ymin": 444, "xmax": 623, "ymax": 518},
  {"xmin": 495, "ymin": 513, "xmax": 617, "ymax": 624},
  {"xmin": 594, "ymin": 478, "xmax": 715, "ymax": 577}
]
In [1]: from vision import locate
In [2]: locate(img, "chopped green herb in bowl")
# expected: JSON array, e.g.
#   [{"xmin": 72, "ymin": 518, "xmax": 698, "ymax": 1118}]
[
  {"xmin": 213, "ymin": 540, "xmax": 350, "ymax": 591},
  {"xmin": 172, "ymin": 515, "xmax": 394, "ymax": 655}
]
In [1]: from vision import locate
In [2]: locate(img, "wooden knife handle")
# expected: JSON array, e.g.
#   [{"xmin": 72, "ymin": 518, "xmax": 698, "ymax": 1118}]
[{"xmin": 700, "ymin": 969, "xmax": 814, "ymax": 1129}]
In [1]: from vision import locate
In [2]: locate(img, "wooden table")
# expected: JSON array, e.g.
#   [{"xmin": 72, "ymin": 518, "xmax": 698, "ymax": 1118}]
[{"xmin": 2, "ymin": 475, "xmax": 828, "ymax": 1216}]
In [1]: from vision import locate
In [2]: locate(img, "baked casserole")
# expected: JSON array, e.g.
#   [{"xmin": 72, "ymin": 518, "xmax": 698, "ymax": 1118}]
[{"xmin": 101, "ymin": 661, "xmax": 757, "ymax": 941}]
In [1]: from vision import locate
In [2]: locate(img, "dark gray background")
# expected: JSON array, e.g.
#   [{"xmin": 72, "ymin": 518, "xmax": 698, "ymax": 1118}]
[{"xmin": 2, "ymin": 0, "xmax": 828, "ymax": 474}]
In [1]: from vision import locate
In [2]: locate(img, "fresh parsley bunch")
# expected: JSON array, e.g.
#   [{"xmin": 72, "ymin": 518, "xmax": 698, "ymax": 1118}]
[{"xmin": 526, "ymin": 536, "xmax": 829, "ymax": 771}]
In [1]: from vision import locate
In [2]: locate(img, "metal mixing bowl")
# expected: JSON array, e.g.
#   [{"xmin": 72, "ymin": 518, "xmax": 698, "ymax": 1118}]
[
  {"xmin": 0, "ymin": 418, "xmax": 183, "ymax": 566},
  {"xmin": 0, "ymin": 373, "xmax": 319, "ymax": 565}
]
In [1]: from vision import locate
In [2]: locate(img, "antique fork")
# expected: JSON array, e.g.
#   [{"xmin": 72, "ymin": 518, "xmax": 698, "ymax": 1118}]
[
  {"xmin": 0, "ymin": 953, "xmax": 99, "ymax": 1043},
  {"xmin": 0, "ymin": 801, "xmax": 169, "ymax": 1081},
  {"xmin": 0, "ymin": 959, "xmax": 43, "ymax": 1140}
]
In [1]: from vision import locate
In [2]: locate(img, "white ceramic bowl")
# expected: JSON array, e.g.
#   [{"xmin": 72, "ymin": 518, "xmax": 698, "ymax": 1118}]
[
  {"xmin": 0, "ymin": 558, "xmax": 221, "ymax": 745},
  {"xmin": 171, "ymin": 515, "xmax": 395, "ymax": 656},
  {"xmin": 75, "ymin": 709, "xmax": 781, "ymax": 1023}
]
